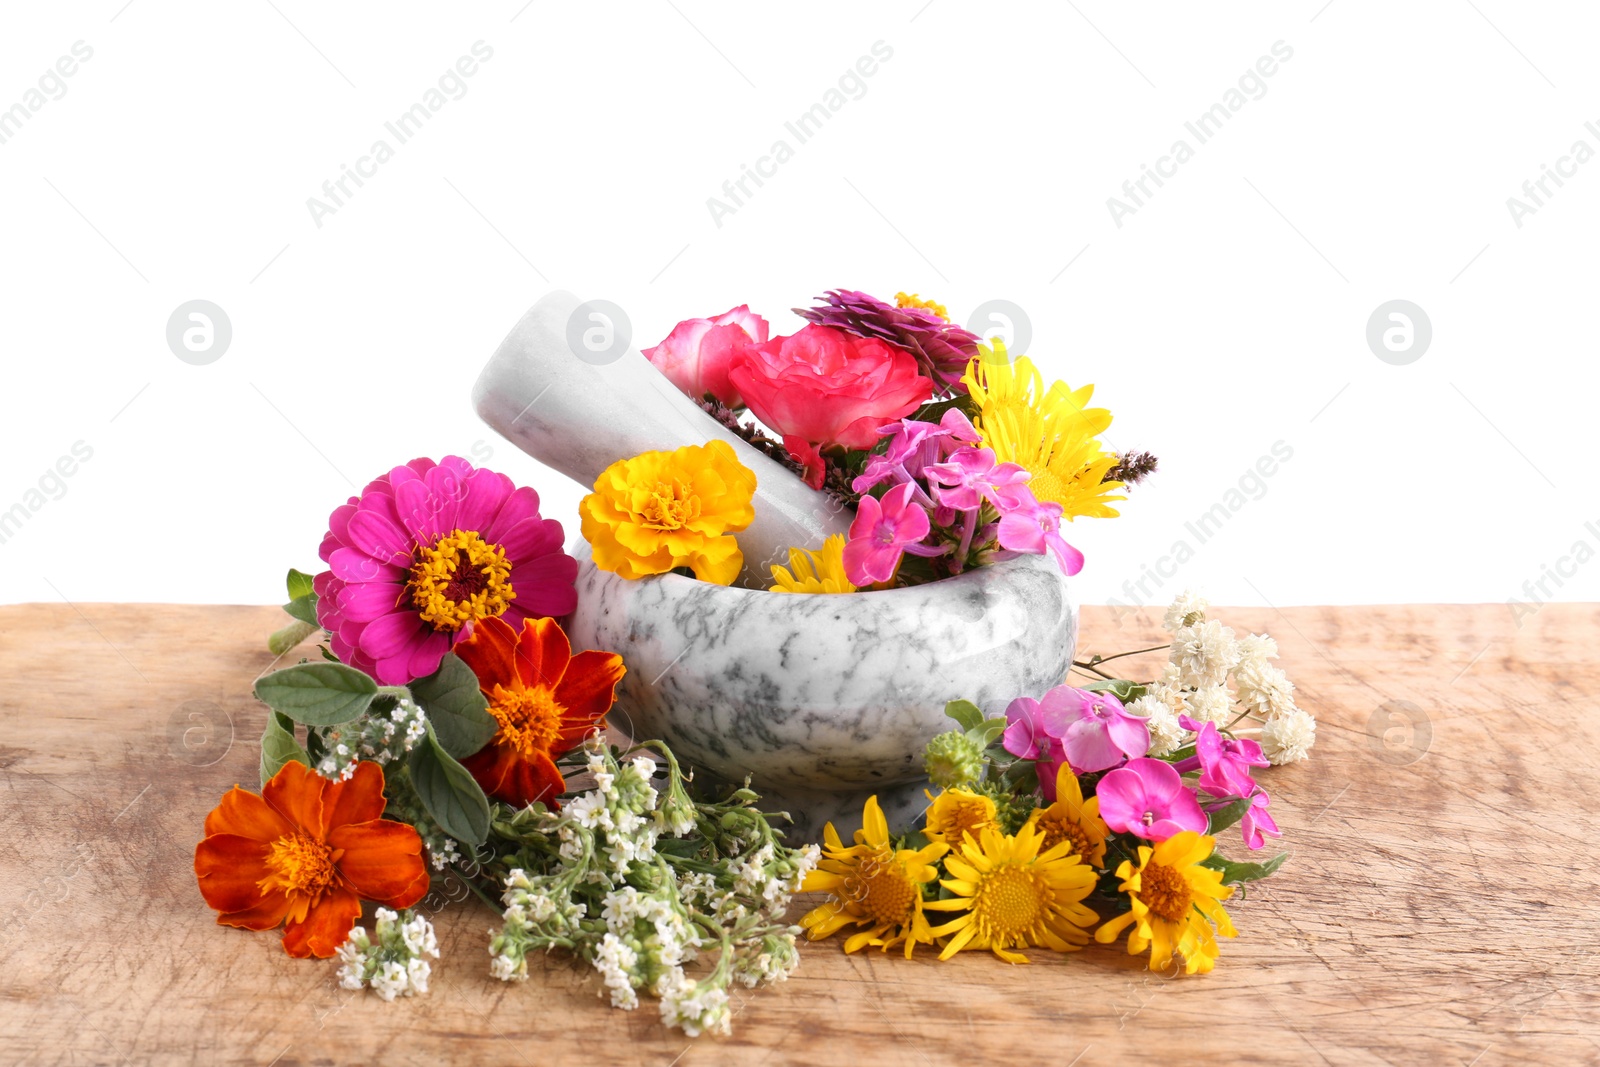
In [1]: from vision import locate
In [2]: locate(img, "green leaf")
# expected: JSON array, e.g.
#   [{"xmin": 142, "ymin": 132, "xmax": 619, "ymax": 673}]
[
  {"xmin": 283, "ymin": 596, "xmax": 318, "ymax": 626},
  {"xmin": 260, "ymin": 711, "xmax": 309, "ymax": 786},
  {"xmin": 254, "ymin": 662, "xmax": 377, "ymax": 726},
  {"xmin": 409, "ymin": 728, "xmax": 490, "ymax": 845},
  {"xmin": 1083, "ymin": 678, "xmax": 1146, "ymax": 702},
  {"xmin": 1201, "ymin": 851, "xmax": 1288, "ymax": 885},
  {"xmin": 409, "ymin": 653, "xmax": 497, "ymax": 760},
  {"xmin": 1206, "ymin": 796, "xmax": 1254, "ymax": 835},
  {"xmin": 283, "ymin": 569, "xmax": 320, "ymax": 626},
  {"xmin": 943, "ymin": 699, "xmax": 985, "ymax": 733},
  {"xmin": 286, "ymin": 569, "xmax": 316, "ymax": 601},
  {"xmin": 966, "ymin": 716, "xmax": 1009, "ymax": 747}
]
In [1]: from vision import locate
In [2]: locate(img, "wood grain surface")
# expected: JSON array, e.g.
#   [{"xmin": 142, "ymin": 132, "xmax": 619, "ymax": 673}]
[{"xmin": 1, "ymin": 601, "xmax": 1597, "ymax": 1066}]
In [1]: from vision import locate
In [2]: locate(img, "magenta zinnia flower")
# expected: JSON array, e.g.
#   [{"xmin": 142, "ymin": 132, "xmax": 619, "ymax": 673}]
[
  {"xmin": 842, "ymin": 482, "xmax": 933, "ymax": 586},
  {"xmin": 313, "ymin": 456, "xmax": 577, "ymax": 685},
  {"xmin": 1096, "ymin": 758, "xmax": 1207, "ymax": 842}
]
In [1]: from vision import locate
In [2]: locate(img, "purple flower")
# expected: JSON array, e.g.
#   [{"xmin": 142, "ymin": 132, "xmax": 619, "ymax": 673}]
[
  {"xmin": 793, "ymin": 289, "xmax": 982, "ymax": 391},
  {"xmin": 996, "ymin": 485, "xmax": 1085, "ymax": 577},
  {"xmin": 842, "ymin": 482, "xmax": 931, "ymax": 585},
  {"xmin": 925, "ymin": 447, "xmax": 1031, "ymax": 512},
  {"xmin": 1096, "ymin": 758, "xmax": 1208, "ymax": 842},
  {"xmin": 1177, "ymin": 715, "xmax": 1270, "ymax": 799}
]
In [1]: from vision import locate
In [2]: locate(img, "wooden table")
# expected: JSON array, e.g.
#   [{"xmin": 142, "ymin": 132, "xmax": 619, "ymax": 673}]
[{"xmin": 1, "ymin": 602, "xmax": 1596, "ymax": 1065}]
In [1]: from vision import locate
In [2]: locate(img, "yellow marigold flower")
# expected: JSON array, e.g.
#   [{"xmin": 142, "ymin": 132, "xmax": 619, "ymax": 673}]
[
  {"xmin": 923, "ymin": 787, "xmax": 996, "ymax": 850},
  {"xmin": 1094, "ymin": 830, "xmax": 1237, "ymax": 974},
  {"xmin": 579, "ymin": 440, "xmax": 756, "ymax": 586},
  {"xmin": 894, "ymin": 291, "xmax": 949, "ymax": 320},
  {"xmin": 1025, "ymin": 764, "xmax": 1110, "ymax": 869},
  {"xmin": 925, "ymin": 823, "xmax": 1098, "ymax": 964},
  {"xmin": 961, "ymin": 340, "xmax": 1125, "ymax": 521},
  {"xmin": 769, "ymin": 534, "xmax": 857, "ymax": 594},
  {"xmin": 800, "ymin": 796, "xmax": 948, "ymax": 959}
]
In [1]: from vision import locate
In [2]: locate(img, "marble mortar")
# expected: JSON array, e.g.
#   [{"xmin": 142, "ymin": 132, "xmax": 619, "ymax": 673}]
[{"xmin": 564, "ymin": 542, "xmax": 1076, "ymax": 843}]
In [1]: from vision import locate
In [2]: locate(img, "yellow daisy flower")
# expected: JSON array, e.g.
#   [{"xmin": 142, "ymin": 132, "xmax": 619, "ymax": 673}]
[
  {"xmin": 961, "ymin": 341, "xmax": 1124, "ymax": 521},
  {"xmin": 1094, "ymin": 830, "xmax": 1238, "ymax": 974},
  {"xmin": 1025, "ymin": 764, "xmax": 1110, "ymax": 869},
  {"xmin": 769, "ymin": 534, "xmax": 857, "ymax": 594},
  {"xmin": 800, "ymin": 796, "xmax": 948, "ymax": 958},
  {"xmin": 922, "ymin": 788, "xmax": 997, "ymax": 851},
  {"xmin": 924, "ymin": 823, "xmax": 1099, "ymax": 964}
]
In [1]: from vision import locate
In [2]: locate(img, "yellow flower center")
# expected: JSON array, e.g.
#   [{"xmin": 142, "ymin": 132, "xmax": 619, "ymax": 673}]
[
  {"xmin": 259, "ymin": 830, "xmax": 340, "ymax": 899},
  {"xmin": 932, "ymin": 798, "xmax": 993, "ymax": 846},
  {"xmin": 894, "ymin": 291, "xmax": 949, "ymax": 320},
  {"xmin": 971, "ymin": 864, "xmax": 1048, "ymax": 942},
  {"xmin": 409, "ymin": 529, "xmax": 515, "ymax": 632},
  {"xmin": 854, "ymin": 850, "xmax": 917, "ymax": 927},
  {"xmin": 1036, "ymin": 811, "xmax": 1092, "ymax": 863},
  {"xmin": 487, "ymin": 682, "xmax": 564, "ymax": 759},
  {"xmin": 1140, "ymin": 862, "xmax": 1193, "ymax": 923},
  {"xmin": 639, "ymin": 479, "xmax": 702, "ymax": 531}
]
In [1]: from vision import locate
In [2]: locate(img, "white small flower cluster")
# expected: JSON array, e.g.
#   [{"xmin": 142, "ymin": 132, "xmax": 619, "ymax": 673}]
[
  {"xmin": 659, "ymin": 972, "xmax": 732, "ymax": 1037},
  {"xmin": 314, "ymin": 697, "xmax": 427, "ymax": 781},
  {"xmin": 485, "ymin": 743, "xmax": 815, "ymax": 1035},
  {"xmin": 1136, "ymin": 589, "xmax": 1317, "ymax": 763},
  {"xmin": 335, "ymin": 908, "xmax": 438, "ymax": 1001}
]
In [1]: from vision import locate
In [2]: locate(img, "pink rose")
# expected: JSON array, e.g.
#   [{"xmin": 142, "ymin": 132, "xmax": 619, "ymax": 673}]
[
  {"xmin": 642, "ymin": 305, "xmax": 768, "ymax": 407},
  {"xmin": 729, "ymin": 325, "xmax": 932, "ymax": 450}
]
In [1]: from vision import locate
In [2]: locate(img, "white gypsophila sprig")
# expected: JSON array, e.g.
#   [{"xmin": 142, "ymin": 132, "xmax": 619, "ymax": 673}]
[
  {"xmin": 1259, "ymin": 707, "xmax": 1317, "ymax": 764},
  {"xmin": 1127, "ymin": 694, "xmax": 1186, "ymax": 757},
  {"xmin": 482, "ymin": 743, "xmax": 815, "ymax": 1035},
  {"xmin": 1163, "ymin": 589, "xmax": 1209, "ymax": 633},
  {"xmin": 335, "ymin": 908, "xmax": 439, "ymax": 1001},
  {"xmin": 315, "ymin": 697, "xmax": 427, "ymax": 782},
  {"xmin": 1170, "ymin": 619, "xmax": 1241, "ymax": 689}
]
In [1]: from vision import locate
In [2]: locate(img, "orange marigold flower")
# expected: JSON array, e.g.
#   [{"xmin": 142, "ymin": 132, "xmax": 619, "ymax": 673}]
[
  {"xmin": 455, "ymin": 615, "xmax": 626, "ymax": 809},
  {"xmin": 193, "ymin": 761, "xmax": 428, "ymax": 959}
]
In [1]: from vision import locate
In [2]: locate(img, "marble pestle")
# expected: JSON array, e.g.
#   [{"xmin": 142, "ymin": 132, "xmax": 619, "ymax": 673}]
[{"xmin": 472, "ymin": 291, "xmax": 854, "ymax": 588}]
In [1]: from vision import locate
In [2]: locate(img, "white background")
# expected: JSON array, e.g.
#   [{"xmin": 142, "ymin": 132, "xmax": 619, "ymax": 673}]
[{"xmin": 1, "ymin": 1, "xmax": 1596, "ymax": 616}]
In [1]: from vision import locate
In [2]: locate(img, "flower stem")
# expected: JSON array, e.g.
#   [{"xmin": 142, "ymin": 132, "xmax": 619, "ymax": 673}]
[
  {"xmin": 1084, "ymin": 644, "xmax": 1171, "ymax": 667},
  {"xmin": 951, "ymin": 508, "xmax": 979, "ymax": 575},
  {"xmin": 267, "ymin": 619, "xmax": 317, "ymax": 655}
]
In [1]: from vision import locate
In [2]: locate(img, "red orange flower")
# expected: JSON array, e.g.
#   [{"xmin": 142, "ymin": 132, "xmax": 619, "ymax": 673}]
[
  {"xmin": 455, "ymin": 615, "xmax": 627, "ymax": 808},
  {"xmin": 194, "ymin": 761, "xmax": 428, "ymax": 958}
]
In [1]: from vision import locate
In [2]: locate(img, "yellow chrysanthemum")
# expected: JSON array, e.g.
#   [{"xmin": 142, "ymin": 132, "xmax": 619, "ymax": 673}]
[
  {"xmin": 895, "ymin": 291, "xmax": 949, "ymax": 320},
  {"xmin": 961, "ymin": 340, "xmax": 1124, "ymax": 520},
  {"xmin": 923, "ymin": 788, "xmax": 997, "ymax": 850},
  {"xmin": 1094, "ymin": 831, "xmax": 1237, "ymax": 974},
  {"xmin": 801, "ymin": 796, "xmax": 948, "ymax": 958},
  {"xmin": 1024, "ymin": 764, "xmax": 1110, "ymax": 869},
  {"xmin": 924, "ymin": 823, "xmax": 1099, "ymax": 964},
  {"xmin": 769, "ymin": 534, "xmax": 857, "ymax": 594},
  {"xmin": 579, "ymin": 440, "xmax": 756, "ymax": 585}
]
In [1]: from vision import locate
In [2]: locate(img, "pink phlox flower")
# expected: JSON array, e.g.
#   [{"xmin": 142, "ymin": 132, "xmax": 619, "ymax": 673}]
[
  {"xmin": 1096, "ymin": 757, "xmax": 1208, "ymax": 842},
  {"xmin": 841, "ymin": 482, "xmax": 933, "ymax": 585},
  {"xmin": 995, "ymin": 485, "xmax": 1085, "ymax": 577}
]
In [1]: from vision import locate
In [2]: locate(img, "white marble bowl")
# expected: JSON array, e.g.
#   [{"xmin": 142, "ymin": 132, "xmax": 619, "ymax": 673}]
[{"xmin": 564, "ymin": 545, "xmax": 1076, "ymax": 842}]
